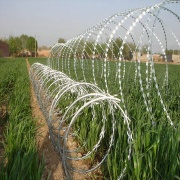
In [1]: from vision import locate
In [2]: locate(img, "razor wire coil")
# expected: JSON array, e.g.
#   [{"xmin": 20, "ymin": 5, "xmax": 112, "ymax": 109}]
[
  {"xmin": 30, "ymin": 63, "xmax": 133, "ymax": 179},
  {"xmin": 30, "ymin": 0, "xmax": 179, "ymax": 179}
]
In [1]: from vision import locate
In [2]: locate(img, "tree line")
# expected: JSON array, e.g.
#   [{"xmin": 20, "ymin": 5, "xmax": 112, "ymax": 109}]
[
  {"xmin": 0, "ymin": 34, "xmax": 37, "ymax": 57},
  {"xmin": 165, "ymin": 49, "xmax": 179, "ymax": 55},
  {"xmin": 57, "ymin": 37, "xmax": 180, "ymax": 61},
  {"xmin": 9, "ymin": 34, "xmax": 38, "ymax": 56},
  {"xmin": 63, "ymin": 38, "xmax": 141, "ymax": 61},
  {"xmin": 1, "ymin": 35, "xmax": 179, "ymax": 58},
  {"xmin": 1, "ymin": 36, "xmax": 65, "ymax": 57}
]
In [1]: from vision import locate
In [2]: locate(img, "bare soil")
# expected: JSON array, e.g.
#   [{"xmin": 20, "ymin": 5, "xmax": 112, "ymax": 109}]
[{"xmin": 37, "ymin": 50, "xmax": 50, "ymax": 57}]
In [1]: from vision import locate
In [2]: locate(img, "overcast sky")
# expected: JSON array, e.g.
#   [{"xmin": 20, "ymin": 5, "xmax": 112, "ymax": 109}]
[{"xmin": 0, "ymin": 0, "xmax": 179, "ymax": 47}]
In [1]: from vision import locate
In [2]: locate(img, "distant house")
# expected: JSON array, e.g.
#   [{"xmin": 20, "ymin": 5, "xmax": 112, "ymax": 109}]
[
  {"xmin": 133, "ymin": 53, "xmax": 162, "ymax": 62},
  {"xmin": 0, "ymin": 40, "xmax": 9, "ymax": 57},
  {"xmin": 166, "ymin": 54, "xmax": 180, "ymax": 63}
]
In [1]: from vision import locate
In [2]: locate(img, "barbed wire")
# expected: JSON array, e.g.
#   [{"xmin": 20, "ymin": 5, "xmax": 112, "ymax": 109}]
[
  {"xmin": 30, "ymin": 63, "xmax": 133, "ymax": 179},
  {"xmin": 48, "ymin": 0, "xmax": 179, "ymax": 127},
  {"xmin": 30, "ymin": 0, "xmax": 179, "ymax": 179}
]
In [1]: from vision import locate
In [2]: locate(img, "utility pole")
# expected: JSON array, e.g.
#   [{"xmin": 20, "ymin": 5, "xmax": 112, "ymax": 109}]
[{"xmin": 35, "ymin": 36, "xmax": 36, "ymax": 58}]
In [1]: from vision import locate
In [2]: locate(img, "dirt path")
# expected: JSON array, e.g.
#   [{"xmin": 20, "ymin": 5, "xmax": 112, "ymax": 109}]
[{"xmin": 31, "ymin": 87, "xmax": 65, "ymax": 180}]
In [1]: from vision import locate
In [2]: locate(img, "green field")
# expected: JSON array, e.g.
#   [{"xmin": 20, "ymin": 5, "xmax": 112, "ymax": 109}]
[
  {"xmin": 0, "ymin": 57, "xmax": 179, "ymax": 179},
  {"xmin": 0, "ymin": 58, "xmax": 44, "ymax": 180},
  {"xmin": 37, "ymin": 57, "xmax": 180, "ymax": 179}
]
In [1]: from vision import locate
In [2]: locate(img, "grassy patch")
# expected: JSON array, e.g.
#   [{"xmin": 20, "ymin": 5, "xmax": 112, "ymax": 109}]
[{"xmin": 0, "ymin": 57, "xmax": 44, "ymax": 180}]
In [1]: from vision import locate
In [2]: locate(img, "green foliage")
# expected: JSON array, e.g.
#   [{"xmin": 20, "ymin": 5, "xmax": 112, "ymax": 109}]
[
  {"xmin": 7, "ymin": 35, "xmax": 38, "ymax": 57},
  {"xmin": 8, "ymin": 36, "xmax": 22, "ymax": 56},
  {"xmin": 3, "ymin": 57, "xmax": 178, "ymax": 179},
  {"xmin": 20, "ymin": 34, "xmax": 29, "ymax": 49},
  {"xmin": 74, "ymin": 38, "xmax": 137, "ymax": 61},
  {"xmin": 166, "ymin": 49, "xmax": 180, "ymax": 55},
  {"xmin": 56, "ymin": 59, "xmax": 180, "ymax": 179},
  {"xmin": 58, "ymin": 38, "xmax": 66, "ymax": 43},
  {"xmin": 0, "ymin": 58, "xmax": 44, "ymax": 179},
  {"xmin": 27, "ymin": 36, "xmax": 37, "ymax": 53}
]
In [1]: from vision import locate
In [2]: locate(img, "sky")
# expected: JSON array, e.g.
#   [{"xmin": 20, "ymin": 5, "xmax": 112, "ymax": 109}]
[{"xmin": 0, "ymin": 0, "xmax": 179, "ymax": 47}]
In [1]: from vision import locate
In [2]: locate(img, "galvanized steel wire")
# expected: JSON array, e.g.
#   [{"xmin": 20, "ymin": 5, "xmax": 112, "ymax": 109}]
[
  {"xmin": 30, "ymin": 63, "xmax": 133, "ymax": 179},
  {"xmin": 30, "ymin": 0, "xmax": 179, "ymax": 179}
]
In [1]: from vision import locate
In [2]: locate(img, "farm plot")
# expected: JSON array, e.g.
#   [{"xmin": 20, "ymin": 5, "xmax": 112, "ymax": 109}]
[
  {"xmin": 1, "ymin": 0, "xmax": 179, "ymax": 179},
  {"xmin": 30, "ymin": 60, "xmax": 180, "ymax": 179},
  {"xmin": 0, "ymin": 58, "xmax": 44, "ymax": 179},
  {"xmin": 30, "ymin": 1, "xmax": 180, "ymax": 179}
]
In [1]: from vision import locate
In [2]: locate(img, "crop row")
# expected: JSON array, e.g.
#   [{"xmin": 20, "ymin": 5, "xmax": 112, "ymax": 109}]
[
  {"xmin": 0, "ymin": 58, "xmax": 44, "ymax": 180},
  {"xmin": 30, "ymin": 59, "xmax": 180, "ymax": 179}
]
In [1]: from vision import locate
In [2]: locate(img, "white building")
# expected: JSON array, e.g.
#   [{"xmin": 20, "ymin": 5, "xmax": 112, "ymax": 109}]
[{"xmin": 166, "ymin": 54, "xmax": 180, "ymax": 63}]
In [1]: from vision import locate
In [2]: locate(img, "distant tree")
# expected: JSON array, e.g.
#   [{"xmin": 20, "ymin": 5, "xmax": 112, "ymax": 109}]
[
  {"xmin": 174, "ymin": 49, "xmax": 179, "ymax": 55},
  {"xmin": 128, "ymin": 42, "xmax": 136, "ymax": 52},
  {"xmin": 27, "ymin": 36, "xmax": 38, "ymax": 55},
  {"xmin": 8, "ymin": 36, "xmax": 22, "ymax": 56},
  {"xmin": 106, "ymin": 38, "xmax": 136, "ymax": 60},
  {"xmin": 95, "ymin": 43, "xmax": 106, "ymax": 59},
  {"xmin": 165, "ymin": 49, "xmax": 179, "ymax": 55},
  {"xmin": 7, "ymin": 35, "xmax": 39, "ymax": 57},
  {"xmin": 20, "ymin": 34, "xmax": 29, "ymax": 49},
  {"xmin": 58, "ymin": 38, "xmax": 66, "ymax": 43},
  {"xmin": 141, "ymin": 45, "xmax": 149, "ymax": 54}
]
